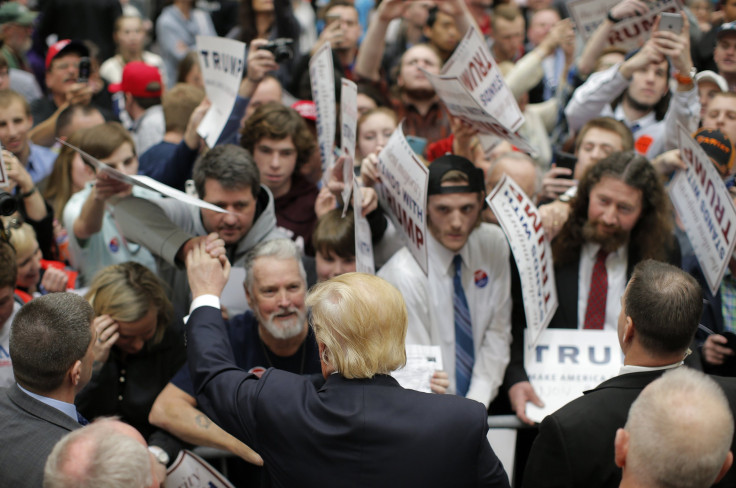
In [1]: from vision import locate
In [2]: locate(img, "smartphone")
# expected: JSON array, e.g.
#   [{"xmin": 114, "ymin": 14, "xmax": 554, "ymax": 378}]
[
  {"xmin": 553, "ymin": 151, "xmax": 577, "ymax": 178},
  {"xmin": 658, "ymin": 12, "xmax": 683, "ymax": 34},
  {"xmin": 78, "ymin": 57, "xmax": 91, "ymax": 84}
]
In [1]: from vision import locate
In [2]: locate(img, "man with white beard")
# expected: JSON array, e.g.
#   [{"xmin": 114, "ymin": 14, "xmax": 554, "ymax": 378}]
[{"xmin": 149, "ymin": 239, "xmax": 320, "ymax": 481}]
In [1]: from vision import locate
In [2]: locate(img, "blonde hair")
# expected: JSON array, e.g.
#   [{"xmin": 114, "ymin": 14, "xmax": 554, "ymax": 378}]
[
  {"xmin": 6, "ymin": 220, "xmax": 38, "ymax": 257},
  {"xmin": 43, "ymin": 129, "xmax": 90, "ymax": 218},
  {"xmin": 84, "ymin": 262, "xmax": 172, "ymax": 345},
  {"xmin": 306, "ymin": 273, "xmax": 407, "ymax": 378}
]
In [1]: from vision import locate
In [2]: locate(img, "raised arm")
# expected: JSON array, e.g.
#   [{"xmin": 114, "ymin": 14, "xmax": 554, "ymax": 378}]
[{"xmin": 149, "ymin": 382, "xmax": 263, "ymax": 465}]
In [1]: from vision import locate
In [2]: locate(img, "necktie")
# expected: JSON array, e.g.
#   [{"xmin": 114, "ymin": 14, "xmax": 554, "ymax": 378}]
[
  {"xmin": 453, "ymin": 255, "xmax": 474, "ymax": 396},
  {"xmin": 584, "ymin": 249, "xmax": 610, "ymax": 330},
  {"xmin": 77, "ymin": 411, "xmax": 89, "ymax": 426}
]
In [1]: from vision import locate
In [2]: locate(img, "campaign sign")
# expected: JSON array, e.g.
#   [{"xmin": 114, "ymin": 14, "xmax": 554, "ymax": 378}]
[
  {"xmin": 488, "ymin": 175, "xmax": 558, "ymax": 346},
  {"xmin": 524, "ymin": 329, "xmax": 623, "ymax": 423},
  {"xmin": 669, "ymin": 124, "xmax": 736, "ymax": 295},
  {"xmin": 196, "ymin": 36, "xmax": 246, "ymax": 147},
  {"xmin": 568, "ymin": 0, "xmax": 682, "ymax": 52},
  {"xmin": 376, "ymin": 124, "xmax": 429, "ymax": 275},
  {"xmin": 441, "ymin": 27, "xmax": 523, "ymax": 132},
  {"xmin": 165, "ymin": 449, "xmax": 235, "ymax": 488},
  {"xmin": 340, "ymin": 78, "xmax": 358, "ymax": 216},
  {"xmin": 353, "ymin": 181, "xmax": 375, "ymax": 275},
  {"xmin": 309, "ymin": 42, "xmax": 336, "ymax": 188},
  {"xmin": 57, "ymin": 139, "xmax": 227, "ymax": 214},
  {"xmin": 425, "ymin": 71, "xmax": 536, "ymax": 156}
]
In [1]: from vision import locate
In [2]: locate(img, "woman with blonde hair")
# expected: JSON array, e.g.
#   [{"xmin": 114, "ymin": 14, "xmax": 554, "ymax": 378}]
[{"xmin": 76, "ymin": 261, "xmax": 185, "ymax": 449}]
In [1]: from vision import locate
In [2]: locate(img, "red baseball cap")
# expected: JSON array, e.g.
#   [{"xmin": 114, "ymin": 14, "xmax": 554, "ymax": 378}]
[
  {"xmin": 45, "ymin": 39, "xmax": 89, "ymax": 70},
  {"xmin": 291, "ymin": 100, "xmax": 316, "ymax": 122},
  {"xmin": 108, "ymin": 61, "xmax": 162, "ymax": 98}
]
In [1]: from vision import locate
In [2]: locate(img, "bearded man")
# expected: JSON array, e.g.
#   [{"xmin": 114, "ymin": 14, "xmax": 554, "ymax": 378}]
[
  {"xmin": 502, "ymin": 151, "xmax": 681, "ymax": 421},
  {"xmin": 148, "ymin": 238, "xmax": 319, "ymax": 482}
]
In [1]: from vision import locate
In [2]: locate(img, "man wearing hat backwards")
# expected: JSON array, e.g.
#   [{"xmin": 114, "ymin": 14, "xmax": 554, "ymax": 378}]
[
  {"xmin": 379, "ymin": 154, "xmax": 512, "ymax": 407},
  {"xmin": 108, "ymin": 61, "xmax": 164, "ymax": 154}
]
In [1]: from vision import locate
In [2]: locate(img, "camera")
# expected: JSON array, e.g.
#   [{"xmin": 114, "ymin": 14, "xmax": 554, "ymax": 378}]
[
  {"xmin": 0, "ymin": 190, "xmax": 16, "ymax": 217},
  {"xmin": 258, "ymin": 38, "xmax": 294, "ymax": 63}
]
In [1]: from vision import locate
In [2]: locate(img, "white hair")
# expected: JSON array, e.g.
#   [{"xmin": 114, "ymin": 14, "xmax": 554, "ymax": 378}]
[
  {"xmin": 625, "ymin": 367, "xmax": 734, "ymax": 488},
  {"xmin": 43, "ymin": 421, "xmax": 153, "ymax": 488}
]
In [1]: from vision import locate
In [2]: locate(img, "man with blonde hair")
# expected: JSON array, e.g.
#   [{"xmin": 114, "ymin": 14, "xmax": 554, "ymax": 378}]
[
  {"xmin": 183, "ymin": 238, "xmax": 510, "ymax": 487},
  {"xmin": 615, "ymin": 368, "xmax": 734, "ymax": 488}
]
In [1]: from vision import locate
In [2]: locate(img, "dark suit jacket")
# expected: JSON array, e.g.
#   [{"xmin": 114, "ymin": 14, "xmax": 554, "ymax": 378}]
[
  {"xmin": 0, "ymin": 384, "xmax": 81, "ymax": 487},
  {"xmin": 188, "ymin": 306, "xmax": 510, "ymax": 488},
  {"xmin": 521, "ymin": 369, "xmax": 736, "ymax": 488}
]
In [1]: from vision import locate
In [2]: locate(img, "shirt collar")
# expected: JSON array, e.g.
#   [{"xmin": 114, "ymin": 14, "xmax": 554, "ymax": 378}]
[
  {"xmin": 618, "ymin": 361, "xmax": 682, "ymax": 376},
  {"xmin": 582, "ymin": 241, "xmax": 628, "ymax": 261},
  {"xmin": 17, "ymin": 383, "xmax": 79, "ymax": 422},
  {"xmin": 428, "ymin": 231, "xmax": 469, "ymax": 276}
]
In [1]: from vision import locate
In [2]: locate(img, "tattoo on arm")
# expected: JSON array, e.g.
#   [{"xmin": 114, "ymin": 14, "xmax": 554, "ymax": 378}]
[{"xmin": 195, "ymin": 414, "xmax": 212, "ymax": 429}]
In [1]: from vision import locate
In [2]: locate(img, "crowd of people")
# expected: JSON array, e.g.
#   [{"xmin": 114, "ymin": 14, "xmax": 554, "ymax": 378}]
[{"xmin": 1, "ymin": 0, "xmax": 736, "ymax": 487}]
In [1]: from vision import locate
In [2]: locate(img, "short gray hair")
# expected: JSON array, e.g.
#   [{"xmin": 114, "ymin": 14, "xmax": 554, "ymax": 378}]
[
  {"xmin": 43, "ymin": 421, "xmax": 153, "ymax": 488},
  {"xmin": 244, "ymin": 238, "xmax": 306, "ymax": 296},
  {"xmin": 624, "ymin": 367, "xmax": 734, "ymax": 488}
]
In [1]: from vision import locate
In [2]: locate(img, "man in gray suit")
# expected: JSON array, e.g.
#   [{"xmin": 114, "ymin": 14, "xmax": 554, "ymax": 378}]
[{"xmin": 0, "ymin": 293, "xmax": 96, "ymax": 487}]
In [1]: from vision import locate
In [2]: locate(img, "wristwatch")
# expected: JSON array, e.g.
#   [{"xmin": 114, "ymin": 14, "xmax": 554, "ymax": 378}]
[{"xmin": 148, "ymin": 445, "xmax": 170, "ymax": 466}]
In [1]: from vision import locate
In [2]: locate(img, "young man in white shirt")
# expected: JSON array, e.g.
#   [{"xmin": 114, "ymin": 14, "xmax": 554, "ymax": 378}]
[{"xmin": 379, "ymin": 155, "xmax": 512, "ymax": 407}]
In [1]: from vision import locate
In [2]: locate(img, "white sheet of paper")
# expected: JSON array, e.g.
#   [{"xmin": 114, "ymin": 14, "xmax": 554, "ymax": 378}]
[
  {"xmin": 57, "ymin": 139, "xmax": 228, "ymax": 214},
  {"xmin": 524, "ymin": 329, "xmax": 622, "ymax": 423},
  {"xmin": 340, "ymin": 78, "xmax": 358, "ymax": 216},
  {"xmin": 669, "ymin": 123, "xmax": 736, "ymax": 294},
  {"xmin": 164, "ymin": 449, "xmax": 235, "ymax": 488},
  {"xmin": 568, "ymin": 0, "xmax": 682, "ymax": 51},
  {"xmin": 392, "ymin": 344, "xmax": 444, "ymax": 393},
  {"xmin": 196, "ymin": 36, "xmax": 247, "ymax": 147},
  {"xmin": 376, "ymin": 124, "xmax": 429, "ymax": 275},
  {"xmin": 488, "ymin": 176, "xmax": 558, "ymax": 347},
  {"xmin": 353, "ymin": 181, "xmax": 375, "ymax": 274},
  {"xmin": 310, "ymin": 42, "xmax": 336, "ymax": 189},
  {"xmin": 441, "ymin": 27, "xmax": 523, "ymax": 132}
]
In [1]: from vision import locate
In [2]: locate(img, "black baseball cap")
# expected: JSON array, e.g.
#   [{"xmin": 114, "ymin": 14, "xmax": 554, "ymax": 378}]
[{"xmin": 427, "ymin": 154, "xmax": 485, "ymax": 196}]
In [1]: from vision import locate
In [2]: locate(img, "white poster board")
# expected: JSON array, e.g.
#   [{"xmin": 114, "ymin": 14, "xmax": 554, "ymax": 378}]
[
  {"xmin": 309, "ymin": 42, "xmax": 336, "ymax": 188},
  {"xmin": 353, "ymin": 181, "xmax": 375, "ymax": 275},
  {"xmin": 196, "ymin": 36, "xmax": 247, "ymax": 147},
  {"xmin": 669, "ymin": 124, "xmax": 736, "ymax": 295},
  {"xmin": 524, "ymin": 329, "xmax": 622, "ymax": 423},
  {"xmin": 567, "ymin": 0, "xmax": 682, "ymax": 51},
  {"xmin": 424, "ymin": 71, "xmax": 536, "ymax": 156},
  {"xmin": 164, "ymin": 449, "xmax": 235, "ymax": 488},
  {"xmin": 441, "ymin": 26, "xmax": 523, "ymax": 132},
  {"xmin": 57, "ymin": 139, "xmax": 226, "ymax": 213},
  {"xmin": 488, "ymin": 176, "xmax": 558, "ymax": 346},
  {"xmin": 376, "ymin": 124, "xmax": 429, "ymax": 275},
  {"xmin": 340, "ymin": 78, "xmax": 358, "ymax": 215}
]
